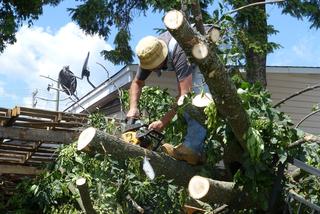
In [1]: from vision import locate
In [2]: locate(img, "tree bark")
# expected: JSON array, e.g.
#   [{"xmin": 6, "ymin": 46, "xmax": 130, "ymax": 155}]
[
  {"xmin": 77, "ymin": 127, "xmax": 226, "ymax": 187},
  {"xmin": 188, "ymin": 175, "xmax": 254, "ymax": 208},
  {"xmin": 163, "ymin": 10, "xmax": 250, "ymax": 152},
  {"xmin": 190, "ymin": 0, "xmax": 205, "ymax": 35},
  {"xmin": 242, "ymin": 1, "xmax": 268, "ymax": 87}
]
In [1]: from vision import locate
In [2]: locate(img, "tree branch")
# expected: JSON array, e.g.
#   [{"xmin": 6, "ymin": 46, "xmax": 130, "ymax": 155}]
[
  {"xmin": 76, "ymin": 177, "xmax": 96, "ymax": 214},
  {"xmin": 180, "ymin": 0, "xmax": 189, "ymax": 21},
  {"xmin": 190, "ymin": 0, "xmax": 205, "ymax": 35},
  {"xmin": 225, "ymin": 0, "xmax": 285, "ymax": 16},
  {"xmin": 273, "ymin": 83, "xmax": 320, "ymax": 108},
  {"xmin": 295, "ymin": 109, "xmax": 320, "ymax": 128},
  {"xmin": 126, "ymin": 194, "xmax": 144, "ymax": 213},
  {"xmin": 288, "ymin": 133, "xmax": 320, "ymax": 148}
]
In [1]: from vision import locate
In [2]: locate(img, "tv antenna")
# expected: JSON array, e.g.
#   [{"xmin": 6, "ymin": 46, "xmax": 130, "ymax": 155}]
[
  {"xmin": 80, "ymin": 52, "xmax": 96, "ymax": 89},
  {"xmin": 58, "ymin": 51, "xmax": 97, "ymax": 98}
]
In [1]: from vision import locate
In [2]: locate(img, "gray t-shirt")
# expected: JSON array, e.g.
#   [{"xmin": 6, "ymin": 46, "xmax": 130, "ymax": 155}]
[{"xmin": 136, "ymin": 31, "xmax": 193, "ymax": 82}]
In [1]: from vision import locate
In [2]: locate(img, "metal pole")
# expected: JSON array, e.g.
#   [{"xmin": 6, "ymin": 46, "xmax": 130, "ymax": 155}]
[
  {"xmin": 32, "ymin": 89, "xmax": 38, "ymax": 108},
  {"xmin": 56, "ymin": 80, "xmax": 60, "ymax": 111}
]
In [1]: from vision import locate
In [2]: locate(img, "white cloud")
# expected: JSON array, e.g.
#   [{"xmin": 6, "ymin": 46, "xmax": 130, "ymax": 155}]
[
  {"xmin": 0, "ymin": 22, "xmax": 116, "ymax": 110},
  {"xmin": 0, "ymin": 81, "xmax": 16, "ymax": 98}
]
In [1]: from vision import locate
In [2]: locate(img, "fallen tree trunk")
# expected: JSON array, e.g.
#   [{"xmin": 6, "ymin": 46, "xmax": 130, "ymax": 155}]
[
  {"xmin": 188, "ymin": 175, "xmax": 254, "ymax": 208},
  {"xmin": 77, "ymin": 127, "xmax": 226, "ymax": 187}
]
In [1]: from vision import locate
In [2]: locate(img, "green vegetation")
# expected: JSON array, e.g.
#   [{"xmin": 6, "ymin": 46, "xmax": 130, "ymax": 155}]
[
  {"xmin": 1, "ymin": 83, "xmax": 318, "ymax": 213},
  {"xmin": 3, "ymin": 143, "xmax": 186, "ymax": 214}
]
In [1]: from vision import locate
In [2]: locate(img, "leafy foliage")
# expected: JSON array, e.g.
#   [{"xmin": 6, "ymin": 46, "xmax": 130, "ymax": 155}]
[
  {"xmin": 278, "ymin": 0, "xmax": 320, "ymax": 29},
  {"xmin": 101, "ymin": 29, "xmax": 134, "ymax": 65},
  {"xmin": 200, "ymin": 74, "xmax": 318, "ymax": 210},
  {"xmin": 121, "ymin": 86, "xmax": 186, "ymax": 146},
  {"xmin": 88, "ymin": 111, "xmax": 120, "ymax": 135},
  {"xmin": 0, "ymin": 0, "xmax": 62, "ymax": 52},
  {"xmin": 4, "ymin": 138, "xmax": 186, "ymax": 214},
  {"xmin": 294, "ymin": 143, "xmax": 320, "ymax": 203},
  {"xmin": 230, "ymin": 77, "xmax": 300, "ymax": 209}
]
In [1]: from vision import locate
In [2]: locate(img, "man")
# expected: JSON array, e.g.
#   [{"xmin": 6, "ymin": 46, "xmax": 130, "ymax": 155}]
[{"xmin": 126, "ymin": 32, "xmax": 211, "ymax": 165}]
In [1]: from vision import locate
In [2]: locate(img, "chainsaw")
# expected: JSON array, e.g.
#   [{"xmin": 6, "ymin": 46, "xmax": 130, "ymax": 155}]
[{"xmin": 121, "ymin": 118, "xmax": 164, "ymax": 151}]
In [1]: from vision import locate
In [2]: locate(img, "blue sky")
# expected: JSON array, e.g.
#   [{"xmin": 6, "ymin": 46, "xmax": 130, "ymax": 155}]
[{"xmin": 0, "ymin": 2, "xmax": 319, "ymax": 111}]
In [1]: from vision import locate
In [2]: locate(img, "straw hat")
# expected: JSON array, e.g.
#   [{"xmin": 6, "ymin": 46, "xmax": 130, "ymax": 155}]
[{"xmin": 135, "ymin": 36, "xmax": 168, "ymax": 70}]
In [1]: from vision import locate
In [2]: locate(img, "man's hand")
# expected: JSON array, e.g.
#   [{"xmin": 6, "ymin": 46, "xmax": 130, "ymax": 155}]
[
  {"xmin": 126, "ymin": 108, "xmax": 140, "ymax": 118},
  {"xmin": 148, "ymin": 120, "xmax": 165, "ymax": 132}
]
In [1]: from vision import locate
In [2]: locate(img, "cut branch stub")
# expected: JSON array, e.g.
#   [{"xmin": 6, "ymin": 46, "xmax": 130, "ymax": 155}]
[
  {"xmin": 163, "ymin": 10, "xmax": 184, "ymax": 30},
  {"xmin": 188, "ymin": 175, "xmax": 236, "ymax": 204},
  {"xmin": 192, "ymin": 43, "xmax": 208, "ymax": 60},
  {"xmin": 76, "ymin": 177, "xmax": 96, "ymax": 214},
  {"xmin": 208, "ymin": 27, "xmax": 220, "ymax": 43},
  {"xmin": 163, "ymin": 10, "xmax": 203, "ymax": 58}
]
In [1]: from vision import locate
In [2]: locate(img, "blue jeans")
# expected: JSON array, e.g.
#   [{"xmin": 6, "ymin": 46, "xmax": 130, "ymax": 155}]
[{"xmin": 182, "ymin": 112, "xmax": 207, "ymax": 155}]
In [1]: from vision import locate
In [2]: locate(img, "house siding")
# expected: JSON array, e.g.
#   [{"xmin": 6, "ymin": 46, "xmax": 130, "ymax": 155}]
[{"xmin": 267, "ymin": 73, "xmax": 320, "ymax": 134}]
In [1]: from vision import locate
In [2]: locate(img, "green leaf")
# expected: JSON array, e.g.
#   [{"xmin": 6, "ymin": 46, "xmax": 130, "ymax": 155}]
[
  {"xmin": 278, "ymin": 153, "xmax": 287, "ymax": 164},
  {"xmin": 246, "ymin": 127, "xmax": 264, "ymax": 162},
  {"xmin": 75, "ymin": 156, "xmax": 83, "ymax": 164}
]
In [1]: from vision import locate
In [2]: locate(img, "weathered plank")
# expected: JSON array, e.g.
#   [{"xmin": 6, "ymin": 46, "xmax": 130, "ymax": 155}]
[
  {"xmin": 0, "ymin": 164, "xmax": 43, "ymax": 175},
  {"xmin": 0, "ymin": 126, "xmax": 79, "ymax": 143}
]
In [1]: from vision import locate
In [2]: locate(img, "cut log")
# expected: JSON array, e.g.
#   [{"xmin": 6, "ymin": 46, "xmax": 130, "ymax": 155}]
[
  {"xmin": 77, "ymin": 127, "xmax": 225, "ymax": 187},
  {"xmin": 164, "ymin": 10, "xmax": 249, "ymax": 152},
  {"xmin": 76, "ymin": 177, "xmax": 96, "ymax": 214},
  {"xmin": 189, "ymin": 175, "xmax": 236, "ymax": 204},
  {"xmin": 188, "ymin": 175, "xmax": 253, "ymax": 208},
  {"xmin": 67, "ymin": 183, "xmax": 86, "ymax": 213}
]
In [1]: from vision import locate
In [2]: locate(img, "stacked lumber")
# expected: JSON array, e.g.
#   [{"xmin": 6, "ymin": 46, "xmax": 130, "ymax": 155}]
[{"xmin": 0, "ymin": 106, "xmax": 88, "ymax": 196}]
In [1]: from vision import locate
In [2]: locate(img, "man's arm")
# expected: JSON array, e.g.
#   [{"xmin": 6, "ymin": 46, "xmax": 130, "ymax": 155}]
[
  {"xmin": 177, "ymin": 73, "xmax": 192, "ymax": 97},
  {"xmin": 127, "ymin": 77, "xmax": 145, "ymax": 118},
  {"xmin": 148, "ymin": 74, "xmax": 192, "ymax": 131}
]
